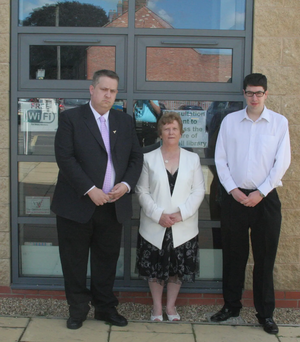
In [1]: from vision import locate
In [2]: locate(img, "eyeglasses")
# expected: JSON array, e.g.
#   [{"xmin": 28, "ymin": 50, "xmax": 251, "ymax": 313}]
[{"xmin": 244, "ymin": 91, "xmax": 265, "ymax": 97}]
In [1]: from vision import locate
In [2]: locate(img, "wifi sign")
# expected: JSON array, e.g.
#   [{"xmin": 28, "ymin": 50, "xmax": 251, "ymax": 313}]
[{"xmin": 26, "ymin": 110, "xmax": 55, "ymax": 123}]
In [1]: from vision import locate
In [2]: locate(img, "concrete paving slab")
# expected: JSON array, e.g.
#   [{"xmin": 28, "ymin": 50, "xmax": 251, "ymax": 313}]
[
  {"xmin": 0, "ymin": 327, "xmax": 25, "ymax": 342},
  {"xmin": 0, "ymin": 316, "xmax": 29, "ymax": 327},
  {"xmin": 20, "ymin": 318, "xmax": 110, "ymax": 342},
  {"xmin": 278, "ymin": 326, "xmax": 300, "ymax": 341},
  {"xmin": 193, "ymin": 324, "xmax": 278, "ymax": 341},
  {"xmin": 110, "ymin": 331, "xmax": 195, "ymax": 342},
  {"xmin": 113, "ymin": 321, "xmax": 193, "ymax": 333}
]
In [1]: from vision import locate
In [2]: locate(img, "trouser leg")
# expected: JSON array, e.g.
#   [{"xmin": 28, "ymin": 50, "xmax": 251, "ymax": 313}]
[
  {"xmin": 56, "ymin": 215, "xmax": 92, "ymax": 320},
  {"xmin": 251, "ymin": 190, "xmax": 281, "ymax": 318},
  {"xmin": 90, "ymin": 204, "xmax": 123, "ymax": 312},
  {"xmin": 221, "ymin": 193, "xmax": 250, "ymax": 311}
]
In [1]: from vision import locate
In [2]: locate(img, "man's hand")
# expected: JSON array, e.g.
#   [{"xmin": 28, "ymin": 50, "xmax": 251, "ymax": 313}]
[
  {"xmin": 240, "ymin": 190, "xmax": 263, "ymax": 207},
  {"xmin": 108, "ymin": 183, "xmax": 128, "ymax": 202},
  {"xmin": 230, "ymin": 188, "xmax": 248, "ymax": 203},
  {"xmin": 88, "ymin": 187, "xmax": 110, "ymax": 206}
]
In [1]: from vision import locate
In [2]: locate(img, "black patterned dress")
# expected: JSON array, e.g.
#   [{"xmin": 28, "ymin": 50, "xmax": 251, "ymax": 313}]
[{"xmin": 136, "ymin": 169, "xmax": 199, "ymax": 284}]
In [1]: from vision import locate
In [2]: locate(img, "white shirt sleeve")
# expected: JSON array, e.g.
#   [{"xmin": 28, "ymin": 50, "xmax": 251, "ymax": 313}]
[
  {"xmin": 215, "ymin": 118, "xmax": 238, "ymax": 193},
  {"xmin": 257, "ymin": 119, "xmax": 291, "ymax": 196}
]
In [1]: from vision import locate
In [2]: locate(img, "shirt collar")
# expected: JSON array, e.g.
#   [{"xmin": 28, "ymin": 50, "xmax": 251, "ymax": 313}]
[
  {"xmin": 89, "ymin": 101, "xmax": 109, "ymax": 122},
  {"xmin": 240, "ymin": 106, "xmax": 270, "ymax": 123}
]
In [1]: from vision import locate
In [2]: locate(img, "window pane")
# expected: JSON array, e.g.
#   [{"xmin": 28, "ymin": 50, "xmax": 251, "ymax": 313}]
[
  {"xmin": 19, "ymin": 1, "xmax": 128, "ymax": 27},
  {"xmin": 30, "ymin": 46, "xmax": 116, "ymax": 80},
  {"xmin": 135, "ymin": 0, "xmax": 245, "ymax": 30},
  {"xmin": 146, "ymin": 48, "xmax": 232, "ymax": 83},
  {"xmin": 18, "ymin": 98, "xmax": 59, "ymax": 155},
  {"xmin": 133, "ymin": 99, "xmax": 243, "ymax": 150},
  {"xmin": 18, "ymin": 162, "xmax": 58, "ymax": 217},
  {"xmin": 19, "ymin": 224, "xmax": 62, "ymax": 277},
  {"xmin": 19, "ymin": 223, "xmax": 124, "ymax": 278},
  {"xmin": 18, "ymin": 98, "xmax": 126, "ymax": 155}
]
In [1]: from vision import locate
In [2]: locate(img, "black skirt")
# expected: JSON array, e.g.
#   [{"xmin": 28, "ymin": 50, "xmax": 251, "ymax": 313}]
[{"xmin": 136, "ymin": 228, "xmax": 199, "ymax": 284}]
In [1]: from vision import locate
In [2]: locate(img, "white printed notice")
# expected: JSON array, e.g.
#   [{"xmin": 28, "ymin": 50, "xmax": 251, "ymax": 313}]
[
  {"xmin": 166, "ymin": 110, "xmax": 208, "ymax": 148},
  {"xmin": 20, "ymin": 99, "xmax": 58, "ymax": 132},
  {"xmin": 25, "ymin": 196, "xmax": 51, "ymax": 215}
]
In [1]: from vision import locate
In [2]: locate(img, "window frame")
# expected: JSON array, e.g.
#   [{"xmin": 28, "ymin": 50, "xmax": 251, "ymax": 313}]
[{"xmin": 10, "ymin": 0, "xmax": 254, "ymax": 290}]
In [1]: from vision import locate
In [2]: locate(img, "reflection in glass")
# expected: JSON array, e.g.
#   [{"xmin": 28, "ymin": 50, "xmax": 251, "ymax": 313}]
[
  {"xmin": 146, "ymin": 48, "xmax": 232, "ymax": 83},
  {"xmin": 19, "ymin": 224, "xmax": 62, "ymax": 277},
  {"xmin": 30, "ymin": 46, "xmax": 116, "ymax": 80},
  {"xmin": 18, "ymin": 162, "xmax": 58, "ymax": 217},
  {"xmin": 18, "ymin": 98, "xmax": 59, "ymax": 155},
  {"xmin": 19, "ymin": 1, "xmax": 127, "ymax": 27},
  {"xmin": 133, "ymin": 100, "xmax": 163, "ymax": 147},
  {"xmin": 135, "ymin": 0, "xmax": 245, "ymax": 30},
  {"xmin": 18, "ymin": 98, "xmax": 126, "ymax": 156},
  {"xmin": 133, "ymin": 100, "xmax": 243, "ymax": 154}
]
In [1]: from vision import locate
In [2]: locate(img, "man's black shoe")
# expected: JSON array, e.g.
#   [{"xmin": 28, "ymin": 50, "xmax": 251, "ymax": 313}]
[
  {"xmin": 258, "ymin": 317, "xmax": 279, "ymax": 334},
  {"xmin": 95, "ymin": 308, "xmax": 128, "ymax": 327},
  {"xmin": 67, "ymin": 317, "xmax": 83, "ymax": 329},
  {"xmin": 210, "ymin": 307, "xmax": 240, "ymax": 322}
]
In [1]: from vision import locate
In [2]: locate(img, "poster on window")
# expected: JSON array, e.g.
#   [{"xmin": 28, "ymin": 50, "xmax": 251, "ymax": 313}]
[
  {"xmin": 20, "ymin": 99, "xmax": 58, "ymax": 132},
  {"xmin": 166, "ymin": 110, "xmax": 208, "ymax": 148},
  {"xmin": 25, "ymin": 196, "xmax": 51, "ymax": 215}
]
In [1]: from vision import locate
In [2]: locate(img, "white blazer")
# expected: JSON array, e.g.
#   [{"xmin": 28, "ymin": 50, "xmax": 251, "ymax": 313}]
[{"xmin": 136, "ymin": 147, "xmax": 205, "ymax": 249}]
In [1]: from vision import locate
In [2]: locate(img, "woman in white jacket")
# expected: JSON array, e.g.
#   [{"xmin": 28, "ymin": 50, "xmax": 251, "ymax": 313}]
[{"xmin": 136, "ymin": 112, "xmax": 205, "ymax": 321}]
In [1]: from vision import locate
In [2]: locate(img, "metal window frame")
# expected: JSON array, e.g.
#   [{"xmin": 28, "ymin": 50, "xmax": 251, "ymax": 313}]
[{"xmin": 10, "ymin": 0, "xmax": 254, "ymax": 291}]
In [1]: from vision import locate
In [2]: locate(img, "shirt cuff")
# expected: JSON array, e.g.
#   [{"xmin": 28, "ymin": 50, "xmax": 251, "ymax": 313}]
[
  {"xmin": 121, "ymin": 182, "xmax": 131, "ymax": 193},
  {"xmin": 84, "ymin": 185, "xmax": 95, "ymax": 196}
]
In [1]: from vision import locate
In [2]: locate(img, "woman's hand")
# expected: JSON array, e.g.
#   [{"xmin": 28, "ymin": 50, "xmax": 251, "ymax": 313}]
[
  {"xmin": 159, "ymin": 211, "xmax": 182, "ymax": 227},
  {"xmin": 159, "ymin": 213, "xmax": 175, "ymax": 228},
  {"xmin": 170, "ymin": 212, "xmax": 182, "ymax": 223}
]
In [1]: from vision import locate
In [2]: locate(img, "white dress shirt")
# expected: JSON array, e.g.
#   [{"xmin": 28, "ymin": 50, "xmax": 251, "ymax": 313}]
[{"xmin": 215, "ymin": 106, "xmax": 291, "ymax": 196}]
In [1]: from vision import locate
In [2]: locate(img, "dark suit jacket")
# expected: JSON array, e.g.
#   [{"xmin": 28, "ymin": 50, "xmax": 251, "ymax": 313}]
[{"xmin": 51, "ymin": 103, "xmax": 143, "ymax": 224}]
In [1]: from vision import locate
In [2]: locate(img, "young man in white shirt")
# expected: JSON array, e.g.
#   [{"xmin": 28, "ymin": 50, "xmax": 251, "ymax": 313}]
[{"xmin": 211, "ymin": 73, "xmax": 291, "ymax": 335}]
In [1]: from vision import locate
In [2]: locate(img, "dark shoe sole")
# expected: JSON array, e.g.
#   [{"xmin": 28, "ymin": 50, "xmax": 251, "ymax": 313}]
[
  {"xmin": 67, "ymin": 320, "xmax": 83, "ymax": 329},
  {"xmin": 95, "ymin": 315, "xmax": 128, "ymax": 327}
]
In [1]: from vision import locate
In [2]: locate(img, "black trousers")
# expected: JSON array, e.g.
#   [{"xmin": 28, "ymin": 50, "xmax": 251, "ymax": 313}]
[
  {"xmin": 220, "ymin": 188, "xmax": 281, "ymax": 318},
  {"xmin": 56, "ymin": 203, "xmax": 122, "ymax": 320}
]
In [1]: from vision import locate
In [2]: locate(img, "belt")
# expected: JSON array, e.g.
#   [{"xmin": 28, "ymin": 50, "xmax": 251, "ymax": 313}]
[
  {"xmin": 238, "ymin": 188, "xmax": 274, "ymax": 196},
  {"xmin": 238, "ymin": 188, "xmax": 257, "ymax": 195}
]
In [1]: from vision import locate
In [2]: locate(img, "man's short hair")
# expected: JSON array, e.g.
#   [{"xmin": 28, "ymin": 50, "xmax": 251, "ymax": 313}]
[
  {"xmin": 243, "ymin": 73, "xmax": 267, "ymax": 91},
  {"xmin": 92, "ymin": 69, "xmax": 119, "ymax": 87}
]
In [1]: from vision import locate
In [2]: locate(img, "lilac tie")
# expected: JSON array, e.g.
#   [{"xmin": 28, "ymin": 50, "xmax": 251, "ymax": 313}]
[{"xmin": 99, "ymin": 116, "xmax": 112, "ymax": 193}]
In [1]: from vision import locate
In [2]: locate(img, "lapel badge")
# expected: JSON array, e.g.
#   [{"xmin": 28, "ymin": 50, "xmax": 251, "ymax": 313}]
[{"xmin": 113, "ymin": 130, "xmax": 117, "ymax": 134}]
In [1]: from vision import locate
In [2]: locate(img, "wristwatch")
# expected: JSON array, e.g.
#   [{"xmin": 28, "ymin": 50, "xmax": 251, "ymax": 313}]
[{"xmin": 258, "ymin": 190, "xmax": 265, "ymax": 198}]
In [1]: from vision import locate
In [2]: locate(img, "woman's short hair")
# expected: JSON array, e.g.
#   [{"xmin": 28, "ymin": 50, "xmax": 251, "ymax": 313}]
[{"xmin": 157, "ymin": 111, "xmax": 184, "ymax": 136}]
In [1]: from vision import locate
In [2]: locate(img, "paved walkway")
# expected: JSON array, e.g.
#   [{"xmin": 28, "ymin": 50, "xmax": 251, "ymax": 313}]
[{"xmin": 1, "ymin": 316, "xmax": 300, "ymax": 342}]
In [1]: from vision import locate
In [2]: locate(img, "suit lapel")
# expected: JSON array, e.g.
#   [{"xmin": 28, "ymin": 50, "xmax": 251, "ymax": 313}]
[
  {"xmin": 108, "ymin": 110, "xmax": 119, "ymax": 151},
  {"xmin": 82, "ymin": 104, "xmax": 105, "ymax": 149}
]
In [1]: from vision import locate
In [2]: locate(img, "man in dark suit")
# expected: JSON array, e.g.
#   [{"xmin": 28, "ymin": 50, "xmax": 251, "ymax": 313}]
[{"xmin": 51, "ymin": 70, "xmax": 143, "ymax": 330}]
